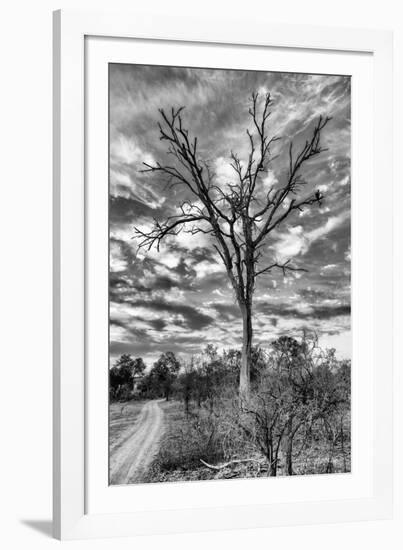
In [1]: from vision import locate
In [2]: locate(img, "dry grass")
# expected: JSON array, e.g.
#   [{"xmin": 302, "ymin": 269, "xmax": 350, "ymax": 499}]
[
  {"xmin": 145, "ymin": 399, "xmax": 263, "ymax": 483},
  {"xmin": 144, "ymin": 399, "xmax": 351, "ymax": 483}
]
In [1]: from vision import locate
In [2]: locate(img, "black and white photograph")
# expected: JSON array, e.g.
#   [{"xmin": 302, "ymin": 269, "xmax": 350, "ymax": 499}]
[
  {"xmin": 108, "ymin": 64, "xmax": 351, "ymax": 485},
  {"xmin": 1, "ymin": 0, "xmax": 399, "ymax": 546}
]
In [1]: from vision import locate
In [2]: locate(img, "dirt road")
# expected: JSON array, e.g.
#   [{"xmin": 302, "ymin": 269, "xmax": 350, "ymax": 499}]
[{"xmin": 109, "ymin": 400, "xmax": 164, "ymax": 485}]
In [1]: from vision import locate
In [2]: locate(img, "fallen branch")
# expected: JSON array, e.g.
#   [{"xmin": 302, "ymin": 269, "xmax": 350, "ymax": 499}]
[{"xmin": 199, "ymin": 458, "xmax": 261, "ymax": 470}]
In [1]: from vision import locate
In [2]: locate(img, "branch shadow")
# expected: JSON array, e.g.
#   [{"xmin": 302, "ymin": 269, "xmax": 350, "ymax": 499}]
[{"xmin": 21, "ymin": 519, "xmax": 53, "ymax": 538}]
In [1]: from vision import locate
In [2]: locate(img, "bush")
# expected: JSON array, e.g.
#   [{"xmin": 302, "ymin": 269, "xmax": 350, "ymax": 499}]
[{"xmin": 153, "ymin": 397, "xmax": 250, "ymax": 473}]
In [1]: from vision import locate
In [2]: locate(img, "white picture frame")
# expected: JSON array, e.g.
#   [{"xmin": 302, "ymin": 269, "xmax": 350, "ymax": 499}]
[{"xmin": 53, "ymin": 9, "xmax": 393, "ymax": 540}]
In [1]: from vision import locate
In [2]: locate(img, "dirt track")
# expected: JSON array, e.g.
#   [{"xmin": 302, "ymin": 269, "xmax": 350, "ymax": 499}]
[{"xmin": 109, "ymin": 400, "xmax": 164, "ymax": 485}]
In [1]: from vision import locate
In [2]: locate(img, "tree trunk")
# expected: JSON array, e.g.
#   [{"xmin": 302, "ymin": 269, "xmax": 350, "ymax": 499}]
[
  {"xmin": 267, "ymin": 439, "xmax": 277, "ymax": 476},
  {"xmin": 340, "ymin": 416, "xmax": 347, "ymax": 473},
  {"xmin": 239, "ymin": 302, "xmax": 252, "ymax": 402},
  {"xmin": 284, "ymin": 417, "xmax": 294, "ymax": 476}
]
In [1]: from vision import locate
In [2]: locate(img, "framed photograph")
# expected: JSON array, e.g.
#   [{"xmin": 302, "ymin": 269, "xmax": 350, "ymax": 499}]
[{"xmin": 53, "ymin": 9, "xmax": 393, "ymax": 540}]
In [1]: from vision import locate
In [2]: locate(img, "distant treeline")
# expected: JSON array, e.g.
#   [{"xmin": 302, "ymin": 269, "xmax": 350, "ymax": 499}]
[{"xmin": 110, "ymin": 336, "xmax": 350, "ymax": 408}]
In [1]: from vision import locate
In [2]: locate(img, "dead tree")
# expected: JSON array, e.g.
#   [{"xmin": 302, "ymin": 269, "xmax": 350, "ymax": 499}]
[{"xmin": 134, "ymin": 92, "xmax": 330, "ymax": 402}]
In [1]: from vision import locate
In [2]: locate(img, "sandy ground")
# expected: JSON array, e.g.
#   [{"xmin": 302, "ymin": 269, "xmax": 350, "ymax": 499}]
[{"xmin": 109, "ymin": 399, "xmax": 165, "ymax": 485}]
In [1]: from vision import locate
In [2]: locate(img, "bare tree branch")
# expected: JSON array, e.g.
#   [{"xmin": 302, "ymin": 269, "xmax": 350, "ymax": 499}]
[
  {"xmin": 253, "ymin": 115, "xmax": 331, "ymax": 246},
  {"xmin": 133, "ymin": 215, "xmax": 207, "ymax": 251},
  {"xmin": 255, "ymin": 260, "xmax": 308, "ymax": 278},
  {"xmin": 199, "ymin": 458, "xmax": 262, "ymax": 470}
]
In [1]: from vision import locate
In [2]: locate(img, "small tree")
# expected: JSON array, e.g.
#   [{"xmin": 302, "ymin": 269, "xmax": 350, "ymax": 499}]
[
  {"xmin": 132, "ymin": 357, "xmax": 146, "ymax": 377},
  {"xmin": 134, "ymin": 92, "xmax": 330, "ymax": 401},
  {"xmin": 109, "ymin": 353, "xmax": 136, "ymax": 400},
  {"xmin": 270, "ymin": 336, "xmax": 315, "ymax": 475},
  {"xmin": 240, "ymin": 335, "xmax": 323, "ymax": 476},
  {"xmin": 114, "ymin": 353, "xmax": 136, "ymax": 382},
  {"xmin": 151, "ymin": 351, "xmax": 181, "ymax": 401},
  {"xmin": 178, "ymin": 357, "xmax": 197, "ymax": 416}
]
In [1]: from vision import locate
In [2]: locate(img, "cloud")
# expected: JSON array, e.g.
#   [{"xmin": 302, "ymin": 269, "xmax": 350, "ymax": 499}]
[
  {"xmin": 274, "ymin": 211, "xmax": 349, "ymax": 261},
  {"xmin": 256, "ymin": 301, "xmax": 350, "ymax": 321},
  {"xmin": 110, "ymin": 168, "xmax": 167, "ymax": 208},
  {"xmin": 109, "ymin": 135, "xmax": 167, "ymax": 209},
  {"xmin": 211, "ymin": 302, "xmax": 239, "ymax": 321},
  {"xmin": 126, "ymin": 298, "xmax": 215, "ymax": 331},
  {"xmin": 110, "ymin": 134, "xmax": 155, "ymax": 166},
  {"xmin": 193, "ymin": 259, "xmax": 225, "ymax": 279}
]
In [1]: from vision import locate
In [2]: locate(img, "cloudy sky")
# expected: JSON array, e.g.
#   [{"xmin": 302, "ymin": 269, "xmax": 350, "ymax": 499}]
[{"xmin": 109, "ymin": 64, "xmax": 351, "ymax": 367}]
